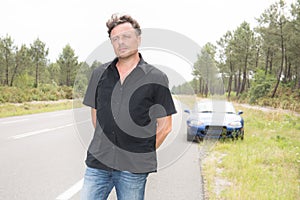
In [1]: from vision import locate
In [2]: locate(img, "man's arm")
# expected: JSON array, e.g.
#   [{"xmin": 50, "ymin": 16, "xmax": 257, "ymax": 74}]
[
  {"xmin": 156, "ymin": 115, "xmax": 173, "ymax": 149},
  {"xmin": 91, "ymin": 108, "xmax": 97, "ymax": 129}
]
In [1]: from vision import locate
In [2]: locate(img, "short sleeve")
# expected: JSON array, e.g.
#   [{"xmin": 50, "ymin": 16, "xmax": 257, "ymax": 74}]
[
  {"xmin": 84, "ymin": 63, "xmax": 110, "ymax": 109},
  {"xmin": 153, "ymin": 73, "xmax": 177, "ymax": 118},
  {"xmin": 83, "ymin": 69, "xmax": 98, "ymax": 108},
  {"xmin": 83, "ymin": 62, "xmax": 112, "ymax": 108}
]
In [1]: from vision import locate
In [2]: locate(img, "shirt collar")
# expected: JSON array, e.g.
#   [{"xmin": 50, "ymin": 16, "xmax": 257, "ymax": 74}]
[{"xmin": 111, "ymin": 53, "xmax": 149, "ymax": 74}]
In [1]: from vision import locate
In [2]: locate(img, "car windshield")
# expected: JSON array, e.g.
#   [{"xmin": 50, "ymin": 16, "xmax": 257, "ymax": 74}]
[{"xmin": 195, "ymin": 101, "xmax": 236, "ymax": 114}]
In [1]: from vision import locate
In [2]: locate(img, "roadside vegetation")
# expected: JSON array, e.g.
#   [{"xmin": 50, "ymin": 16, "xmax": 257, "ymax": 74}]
[
  {"xmin": 202, "ymin": 105, "xmax": 300, "ymax": 200},
  {"xmin": 0, "ymin": 100, "xmax": 73, "ymax": 118},
  {"xmin": 172, "ymin": 1, "xmax": 300, "ymax": 113},
  {"xmin": 0, "ymin": 84, "xmax": 74, "ymax": 117},
  {"xmin": 0, "ymin": 1, "xmax": 299, "ymax": 198},
  {"xmin": 1, "ymin": 0, "xmax": 300, "ymax": 118},
  {"xmin": 0, "ymin": 84, "xmax": 73, "ymax": 103}
]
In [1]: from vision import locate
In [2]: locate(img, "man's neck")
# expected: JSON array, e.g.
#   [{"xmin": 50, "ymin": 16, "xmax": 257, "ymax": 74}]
[
  {"xmin": 116, "ymin": 53, "xmax": 140, "ymax": 83},
  {"xmin": 117, "ymin": 53, "xmax": 140, "ymax": 70}
]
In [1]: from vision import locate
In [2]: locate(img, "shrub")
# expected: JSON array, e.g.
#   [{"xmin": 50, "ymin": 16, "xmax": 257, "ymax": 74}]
[
  {"xmin": 13, "ymin": 74, "xmax": 35, "ymax": 89},
  {"xmin": 249, "ymin": 70, "xmax": 275, "ymax": 104},
  {"xmin": 0, "ymin": 84, "xmax": 74, "ymax": 103},
  {"xmin": 61, "ymin": 86, "xmax": 73, "ymax": 99}
]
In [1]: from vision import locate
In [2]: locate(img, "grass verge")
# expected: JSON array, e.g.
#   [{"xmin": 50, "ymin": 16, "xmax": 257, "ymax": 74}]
[
  {"xmin": 0, "ymin": 100, "xmax": 73, "ymax": 118},
  {"xmin": 202, "ymin": 105, "xmax": 300, "ymax": 200}
]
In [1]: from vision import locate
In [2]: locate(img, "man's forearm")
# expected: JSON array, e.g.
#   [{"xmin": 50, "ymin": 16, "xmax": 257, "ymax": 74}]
[
  {"xmin": 91, "ymin": 108, "xmax": 97, "ymax": 129},
  {"xmin": 156, "ymin": 115, "xmax": 172, "ymax": 149}
]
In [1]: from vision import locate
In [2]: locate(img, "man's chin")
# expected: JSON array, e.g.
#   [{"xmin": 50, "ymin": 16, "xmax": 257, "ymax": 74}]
[{"xmin": 118, "ymin": 50, "xmax": 137, "ymax": 59}]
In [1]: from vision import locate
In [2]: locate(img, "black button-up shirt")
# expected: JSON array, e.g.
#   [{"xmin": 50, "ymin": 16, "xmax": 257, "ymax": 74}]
[{"xmin": 83, "ymin": 54, "xmax": 177, "ymax": 173}]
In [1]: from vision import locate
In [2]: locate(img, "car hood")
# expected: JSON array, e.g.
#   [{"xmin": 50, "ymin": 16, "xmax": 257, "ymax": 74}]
[{"xmin": 189, "ymin": 112, "xmax": 242, "ymax": 126}]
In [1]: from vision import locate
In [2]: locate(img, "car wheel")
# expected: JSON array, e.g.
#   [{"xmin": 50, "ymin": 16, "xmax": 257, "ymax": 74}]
[
  {"xmin": 241, "ymin": 130, "xmax": 244, "ymax": 140},
  {"xmin": 196, "ymin": 136, "xmax": 203, "ymax": 143},
  {"xmin": 187, "ymin": 133, "xmax": 194, "ymax": 142},
  {"xmin": 235, "ymin": 132, "xmax": 239, "ymax": 140}
]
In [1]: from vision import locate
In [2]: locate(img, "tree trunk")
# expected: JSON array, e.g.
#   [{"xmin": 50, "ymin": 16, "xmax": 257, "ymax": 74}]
[
  {"xmin": 66, "ymin": 64, "xmax": 70, "ymax": 86},
  {"xmin": 35, "ymin": 63, "xmax": 39, "ymax": 88},
  {"xmin": 265, "ymin": 47, "xmax": 270, "ymax": 75},
  {"xmin": 202, "ymin": 79, "xmax": 206, "ymax": 96},
  {"xmin": 247, "ymin": 78, "xmax": 251, "ymax": 90},
  {"xmin": 240, "ymin": 54, "xmax": 248, "ymax": 94},
  {"xmin": 10, "ymin": 63, "xmax": 19, "ymax": 86},
  {"xmin": 198, "ymin": 77, "xmax": 202, "ymax": 95},
  {"xmin": 227, "ymin": 75, "xmax": 232, "ymax": 99},
  {"xmin": 227, "ymin": 60, "xmax": 234, "ymax": 99},
  {"xmin": 255, "ymin": 46, "xmax": 260, "ymax": 68},
  {"xmin": 205, "ymin": 83, "xmax": 208, "ymax": 98},
  {"xmin": 5, "ymin": 54, "xmax": 9, "ymax": 86},
  {"xmin": 283, "ymin": 51, "xmax": 288, "ymax": 83},
  {"xmin": 295, "ymin": 64, "xmax": 300, "ymax": 89},
  {"xmin": 298, "ymin": 66, "xmax": 300, "ymax": 89},
  {"xmin": 287, "ymin": 62, "xmax": 291, "ymax": 82},
  {"xmin": 269, "ymin": 51, "xmax": 273, "ymax": 74},
  {"xmin": 236, "ymin": 68, "xmax": 241, "ymax": 97},
  {"xmin": 271, "ymin": 22, "xmax": 284, "ymax": 98},
  {"xmin": 234, "ymin": 74, "xmax": 238, "ymax": 93}
]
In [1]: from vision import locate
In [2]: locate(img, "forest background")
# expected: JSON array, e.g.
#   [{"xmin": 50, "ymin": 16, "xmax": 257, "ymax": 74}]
[{"xmin": 1, "ymin": 0, "xmax": 300, "ymax": 112}]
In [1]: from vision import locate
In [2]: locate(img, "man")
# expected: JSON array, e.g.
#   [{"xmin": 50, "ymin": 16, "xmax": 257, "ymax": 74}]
[{"xmin": 81, "ymin": 14, "xmax": 177, "ymax": 200}]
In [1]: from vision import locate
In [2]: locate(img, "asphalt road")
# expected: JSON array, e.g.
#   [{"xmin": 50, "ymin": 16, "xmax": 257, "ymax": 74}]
[{"xmin": 0, "ymin": 102, "xmax": 204, "ymax": 200}]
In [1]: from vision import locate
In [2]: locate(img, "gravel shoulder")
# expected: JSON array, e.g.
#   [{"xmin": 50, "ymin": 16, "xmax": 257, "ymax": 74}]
[{"xmin": 237, "ymin": 103, "xmax": 300, "ymax": 116}]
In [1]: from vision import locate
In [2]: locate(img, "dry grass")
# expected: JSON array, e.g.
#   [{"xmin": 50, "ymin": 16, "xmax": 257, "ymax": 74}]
[
  {"xmin": 0, "ymin": 100, "xmax": 73, "ymax": 118},
  {"xmin": 202, "ymin": 105, "xmax": 300, "ymax": 200}
]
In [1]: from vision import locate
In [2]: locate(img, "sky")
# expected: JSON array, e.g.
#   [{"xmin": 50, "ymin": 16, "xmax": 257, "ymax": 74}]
[{"xmin": 0, "ymin": 0, "xmax": 296, "ymax": 82}]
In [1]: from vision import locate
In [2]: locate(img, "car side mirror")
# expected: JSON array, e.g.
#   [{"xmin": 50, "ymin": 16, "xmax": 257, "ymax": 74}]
[
  {"xmin": 184, "ymin": 109, "xmax": 190, "ymax": 114},
  {"xmin": 237, "ymin": 110, "xmax": 243, "ymax": 115}
]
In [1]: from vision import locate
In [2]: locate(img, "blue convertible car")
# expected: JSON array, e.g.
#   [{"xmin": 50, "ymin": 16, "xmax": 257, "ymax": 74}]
[{"xmin": 185, "ymin": 100, "xmax": 244, "ymax": 141}]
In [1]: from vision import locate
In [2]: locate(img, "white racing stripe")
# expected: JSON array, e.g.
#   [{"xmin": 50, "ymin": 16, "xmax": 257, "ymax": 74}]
[{"xmin": 56, "ymin": 179, "xmax": 84, "ymax": 200}]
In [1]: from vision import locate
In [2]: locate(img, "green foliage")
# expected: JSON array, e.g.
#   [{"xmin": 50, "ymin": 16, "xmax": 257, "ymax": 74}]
[
  {"xmin": 256, "ymin": 86, "xmax": 300, "ymax": 112},
  {"xmin": 57, "ymin": 44, "xmax": 78, "ymax": 86},
  {"xmin": 1, "ymin": 1, "xmax": 300, "ymax": 113},
  {"xmin": 29, "ymin": 38, "xmax": 49, "ymax": 88},
  {"xmin": 171, "ymin": 82, "xmax": 194, "ymax": 95},
  {"xmin": 249, "ymin": 69, "xmax": 275, "ymax": 104},
  {"xmin": 60, "ymin": 86, "xmax": 73, "ymax": 99},
  {"xmin": 13, "ymin": 74, "xmax": 34, "ymax": 88},
  {"xmin": 0, "ymin": 85, "xmax": 74, "ymax": 103},
  {"xmin": 202, "ymin": 105, "xmax": 300, "ymax": 200}
]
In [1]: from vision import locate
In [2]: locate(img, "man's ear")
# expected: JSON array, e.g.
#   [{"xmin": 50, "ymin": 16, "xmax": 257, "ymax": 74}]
[{"xmin": 138, "ymin": 35, "xmax": 141, "ymax": 46}]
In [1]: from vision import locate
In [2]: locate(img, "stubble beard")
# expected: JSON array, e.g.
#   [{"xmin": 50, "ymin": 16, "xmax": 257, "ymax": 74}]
[{"xmin": 117, "ymin": 48, "xmax": 139, "ymax": 60}]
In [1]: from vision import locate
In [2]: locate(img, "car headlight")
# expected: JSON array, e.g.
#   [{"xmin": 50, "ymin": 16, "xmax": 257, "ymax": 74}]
[
  {"xmin": 229, "ymin": 121, "xmax": 242, "ymax": 127},
  {"xmin": 189, "ymin": 120, "xmax": 203, "ymax": 126}
]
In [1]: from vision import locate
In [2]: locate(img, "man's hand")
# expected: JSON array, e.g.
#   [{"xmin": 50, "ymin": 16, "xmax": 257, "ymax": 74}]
[{"xmin": 156, "ymin": 115, "xmax": 173, "ymax": 149}]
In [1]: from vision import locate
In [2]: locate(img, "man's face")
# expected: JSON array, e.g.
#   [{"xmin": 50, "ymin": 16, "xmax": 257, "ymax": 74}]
[{"xmin": 110, "ymin": 22, "xmax": 141, "ymax": 59}]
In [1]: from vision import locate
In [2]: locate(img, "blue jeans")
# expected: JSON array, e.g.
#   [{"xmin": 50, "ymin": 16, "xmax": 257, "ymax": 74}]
[{"xmin": 81, "ymin": 167, "xmax": 149, "ymax": 200}]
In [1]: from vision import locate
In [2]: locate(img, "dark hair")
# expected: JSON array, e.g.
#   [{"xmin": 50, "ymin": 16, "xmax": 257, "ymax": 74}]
[{"xmin": 106, "ymin": 14, "xmax": 141, "ymax": 37}]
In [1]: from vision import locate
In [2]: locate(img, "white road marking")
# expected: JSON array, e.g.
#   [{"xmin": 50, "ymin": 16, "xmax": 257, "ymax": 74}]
[
  {"xmin": 9, "ymin": 124, "xmax": 74, "ymax": 140},
  {"xmin": 56, "ymin": 179, "xmax": 84, "ymax": 200},
  {"xmin": 49, "ymin": 113, "xmax": 66, "ymax": 117},
  {"xmin": 8, "ymin": 120, "xmax": 90, "ymax": 140},
  {"xmin": 0, "ymin": 119, "xmax": 29, "ymax": 124}
]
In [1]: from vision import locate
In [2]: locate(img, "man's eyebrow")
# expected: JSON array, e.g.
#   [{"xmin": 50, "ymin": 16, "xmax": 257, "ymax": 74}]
[{"xmin": 110, "ymin": 29, "xmax": 137, "ymax": 37}]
